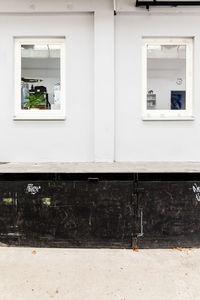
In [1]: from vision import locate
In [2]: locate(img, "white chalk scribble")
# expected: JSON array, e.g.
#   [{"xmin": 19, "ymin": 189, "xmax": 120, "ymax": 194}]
[
  {"xmin": 26, "ymin": 184, "xmax": 41, "ymax": 195},
  {"xmin": 192, "ymin": 183, "xmax": 200, "ymax": 202}
]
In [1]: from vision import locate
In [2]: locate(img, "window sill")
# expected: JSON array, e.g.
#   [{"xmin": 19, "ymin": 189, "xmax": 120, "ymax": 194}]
[
  {"xmin": 142, "ymin": 115, "xmax": 195, "ymax": 121},
  {"xmin": 13, "ymin": 115, "xmax": 66, "ymax": 121}
]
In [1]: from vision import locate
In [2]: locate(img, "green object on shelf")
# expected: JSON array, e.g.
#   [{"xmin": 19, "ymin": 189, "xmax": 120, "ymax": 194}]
[{"xmin": 24, "ymin": 93, "xmax": 46, "ymax": 108}]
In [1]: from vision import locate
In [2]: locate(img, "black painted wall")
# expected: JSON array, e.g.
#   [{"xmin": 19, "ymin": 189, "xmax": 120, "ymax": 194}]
[{"xmin": 0, "ymin": 173, "xmax": 200, "ymax": 248}]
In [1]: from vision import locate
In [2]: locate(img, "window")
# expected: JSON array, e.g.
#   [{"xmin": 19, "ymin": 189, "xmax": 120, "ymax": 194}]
[
  {"xmin": 142, "ymin": 38, "xmax": 193, "ymax": 120},
  {"xmin": 14, "ymin": 37, "xmax": 66, "ymax": 120}
]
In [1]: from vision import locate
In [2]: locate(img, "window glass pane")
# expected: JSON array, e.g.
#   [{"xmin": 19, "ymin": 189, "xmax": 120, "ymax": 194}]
[
  {"xmin": 21, "ymin": 44, "xmax": 61, "ymax": 110},
  {"xmin": 147, "ymin": 45, "xmax": 186, "ymax": 110}
]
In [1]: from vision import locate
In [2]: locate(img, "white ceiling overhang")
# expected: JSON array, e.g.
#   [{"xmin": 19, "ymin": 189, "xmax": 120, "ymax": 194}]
[{"xmin": 0, "ymin": 0, "xmax": 200, "ymax": 14}]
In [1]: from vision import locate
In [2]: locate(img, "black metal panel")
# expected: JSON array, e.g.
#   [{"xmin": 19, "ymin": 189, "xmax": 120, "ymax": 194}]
[
  {"xmin": 137, "ymin": 172, "xmax": 200, "ymax": 181},
  {"xmin": 0, "ymin": 178, "xmax": 135, "ymax": 248},
  {"xmin": 0, "ymin": 173, "xmax": 135, "ymax": 181},
  {"xmin": 0, "ymin": 173, "xmax": 200, "ymax": 249},
  {"xmin": 136, "ymin": 180, "xmax": 200, "ymax": 248},
  {"xmin": 136, "ymin": 0, "xmax": 200, "ymax": 10}
]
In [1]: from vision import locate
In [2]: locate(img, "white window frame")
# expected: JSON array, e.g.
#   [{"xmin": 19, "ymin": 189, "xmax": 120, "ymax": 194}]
[
  {"xmin": 142, "ymin": 37, "xmax": 194, "ymax": 121},
  {"xmin": 14, "ymin": 37, "xmax": 66, "ymax": 120}
]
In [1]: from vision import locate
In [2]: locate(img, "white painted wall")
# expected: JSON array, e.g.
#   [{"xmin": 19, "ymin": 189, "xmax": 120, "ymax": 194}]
[
  {"xmin": 115, "ymin": 13, "xmax": 200, "ymax": 161},
  {"xmin": 1, "ymin": 0, "xmax": 200, "ymax": 162},
  {"xmin": 0, "ymin": 0, "xmax": 115, "ymax": 163},
  {"xmin": 0, "ymin": 13, "xmax": 94, "ymax": 162}
]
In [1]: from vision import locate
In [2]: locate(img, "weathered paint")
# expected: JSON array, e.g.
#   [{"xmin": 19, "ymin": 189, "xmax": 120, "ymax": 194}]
[
  {"xmin": 0, "ymin": 173, "xmax": 200, "ymax": 248},
  {"xmin": 0, "ymin": 174, "xmax": 135, "ymax": 248}
]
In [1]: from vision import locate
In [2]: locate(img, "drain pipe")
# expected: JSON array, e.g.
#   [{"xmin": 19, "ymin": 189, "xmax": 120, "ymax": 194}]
[
  {"xmin": 113, "ymin": 0, "xmax": 117, "ymax": 161},
  {"xmin": 114, "ymin": 0, "xmax": 117, "ymax": 15}
]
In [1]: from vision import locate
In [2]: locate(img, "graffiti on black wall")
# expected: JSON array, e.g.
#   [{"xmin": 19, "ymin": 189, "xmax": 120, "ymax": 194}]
[{"xmin": 192, "ymin": 183, "xmax": 200, "ymax": 202}]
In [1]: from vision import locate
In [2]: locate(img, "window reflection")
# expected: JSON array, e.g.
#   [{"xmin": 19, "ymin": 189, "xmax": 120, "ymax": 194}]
[
  {"xmin": 21, "ymin": 44, "xmax": 61, "ymax": 110},
  {"xmin": 147, "ymin": 45, "xmax": 186, "ymax": 110}
]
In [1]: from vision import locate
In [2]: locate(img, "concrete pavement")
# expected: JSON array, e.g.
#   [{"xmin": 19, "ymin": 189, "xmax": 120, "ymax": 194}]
[{"xmin": 0, "ymin": 247, "xmax": 199, "ymax": 300}]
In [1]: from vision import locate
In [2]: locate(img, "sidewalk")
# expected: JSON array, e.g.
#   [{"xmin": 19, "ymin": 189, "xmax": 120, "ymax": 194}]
[{"xmin": 0, "ymin": 247, "xmax": 199, "ymax": 300}]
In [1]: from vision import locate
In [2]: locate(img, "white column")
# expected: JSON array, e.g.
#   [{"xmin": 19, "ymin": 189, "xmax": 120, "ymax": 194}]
[{"xmin": 94, "ymin": 0, "xmax": 115, "ymax": 162}]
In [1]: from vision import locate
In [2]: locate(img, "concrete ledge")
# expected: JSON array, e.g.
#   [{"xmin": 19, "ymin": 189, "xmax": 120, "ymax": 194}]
[{"xmin": 0, "ymin": 162, "xmax": 200, "ymax": 173}]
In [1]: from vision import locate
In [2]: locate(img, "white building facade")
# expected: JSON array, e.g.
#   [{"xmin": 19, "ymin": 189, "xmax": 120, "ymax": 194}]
[{"xmin": 0, "ymin": 0, "xmax": 199, "ymax": 162}]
